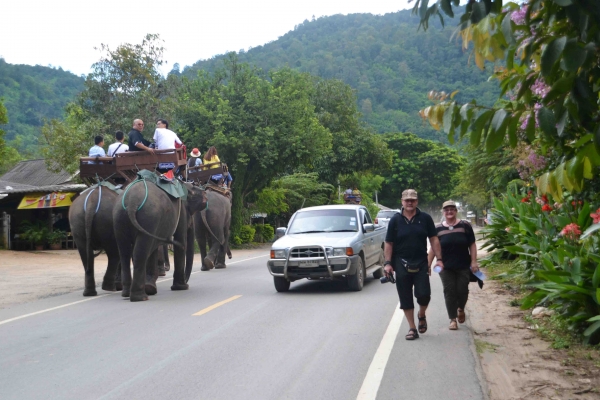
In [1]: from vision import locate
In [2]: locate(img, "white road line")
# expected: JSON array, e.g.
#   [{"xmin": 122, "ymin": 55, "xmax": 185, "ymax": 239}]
[
  {"xmin": 0, "ymin": 294, "xmax": 113, "ymax": 326},
  {"xmin": 356, "ymin": 304, "xmax": 404, "ymax": 400},
  {"xmin": 0, "ymin": 253, "xmax": 270, "ymax": 326}
]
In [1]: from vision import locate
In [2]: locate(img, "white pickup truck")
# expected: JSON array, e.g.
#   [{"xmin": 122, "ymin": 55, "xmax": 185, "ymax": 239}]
[{"xmin": 267, "ymin": 204, "xmax": 387, "ymax": 292}]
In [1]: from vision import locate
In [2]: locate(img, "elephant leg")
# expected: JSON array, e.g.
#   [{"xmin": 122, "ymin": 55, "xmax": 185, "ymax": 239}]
[
  {"xmin": 163, "ymin": 245, "xmax": 171, "ymax": 271},
  {"xmin": 75, "ymin": 237, "xmax": 97, "ymax": 296},
  {"xmin": 157, "ymin": 245, "xmax": 166, "ymax": 277},
  {"xmin": 172, "ymin": 216, "xmax": 189, "ymax": 291},
  {"xmin": 145, "ymin": 248, "xmax": 159, "ymax": 296},
  {"xmin": 118, "ymin": 242, "xmax": 133, "ymax": 298},
  {"xmin": 204, "ymin": 236, "xmax": 220, "ymax": 270},
  {"xmin": 101, "ymin": 247, "xmax": 120, "ymax": 291},
  {"xmin": 130, "ymin": 241, "xmax": 149, "ymax": 302},
  {"xmin": 114, "ymin": 262, "xmax": 123, "ymax": 291},
  {"xmin": 215, "ymin": 245, "xmax": 227, "ymax": 269},
  {"xmin": 199, "ymin": 228, "xmax": 211, "ymax": 271},
  {"xmin": 185, "ymin": 224, "xmax": 195, "ymax": 283}
]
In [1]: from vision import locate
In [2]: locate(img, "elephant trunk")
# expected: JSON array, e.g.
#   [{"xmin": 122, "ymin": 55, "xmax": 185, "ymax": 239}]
[{"xmin": 124, "ymin": 198, "xmax": 184, "ymax": 249}]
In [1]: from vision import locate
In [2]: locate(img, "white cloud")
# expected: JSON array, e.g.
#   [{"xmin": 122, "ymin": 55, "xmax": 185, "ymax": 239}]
[{"xmin": 1, "ymin": 0, "xmax": 413, "ymax": 76}]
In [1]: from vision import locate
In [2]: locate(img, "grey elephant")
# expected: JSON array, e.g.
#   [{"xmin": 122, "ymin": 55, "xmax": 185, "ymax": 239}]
[
  {"xmin": 113, "ymin": 172, "xmax": 207, "ymax": 302},
  {"xmin": 69, "ymin": 183, "xmax": 122, "ymax": 296},
  {"xmin": 194, "ymin": 189, "xmax": 232, "ymax": 270}
]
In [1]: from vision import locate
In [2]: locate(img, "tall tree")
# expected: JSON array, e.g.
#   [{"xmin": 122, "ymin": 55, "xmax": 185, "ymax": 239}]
[
  {"xmin": 41, "ymin": 34, "xmax": 177, "ymax": 174},
  {"xmin": 0, "ymin": 100, "xmax": 21, "ymax": 174},
  {"xmin": 177, "ymin": 55, "xmax": 332, "ymax": 237}
]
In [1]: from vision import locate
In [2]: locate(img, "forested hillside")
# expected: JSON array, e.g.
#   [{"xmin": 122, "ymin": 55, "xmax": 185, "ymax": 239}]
[
  {"xmin": 0, "ymin": 59, "xmax": 84, "ymax": 155},
  {"xmin": 183, "ymin": 9, "xmax": 499, "ymax": 140}
]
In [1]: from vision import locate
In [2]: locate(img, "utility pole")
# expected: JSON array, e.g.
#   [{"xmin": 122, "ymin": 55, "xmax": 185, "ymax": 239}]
[{"xmin": 375, "ymin": 190, "xmax": 378, "ymax": 206}]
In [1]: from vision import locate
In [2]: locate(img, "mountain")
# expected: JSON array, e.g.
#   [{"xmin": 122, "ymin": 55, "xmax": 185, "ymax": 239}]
[
  {"xmin": 183, "ymin": 9, "xmax": 499, "ymax": 140},
  {"xmin": 0, "ymin": 59, "xmax": 84, "ymax": 154}
]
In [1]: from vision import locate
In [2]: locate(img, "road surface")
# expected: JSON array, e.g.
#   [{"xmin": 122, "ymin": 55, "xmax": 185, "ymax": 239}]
[{"xmin": 0, "ymin": 249, "xmax": 486, "ymax": 399}]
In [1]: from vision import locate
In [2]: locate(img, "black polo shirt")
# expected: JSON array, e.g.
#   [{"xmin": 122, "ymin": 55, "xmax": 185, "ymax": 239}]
[
  {"xmin": 128, "ymin": 129, "xmax": 150, "ymax": 151},
  {"xmin": 435, "ymin": 220, "xmax": 476, "ymax": 270},
  {"xmin": 385, "ymin": 208, "xmax": 437, "ymax": 265}
]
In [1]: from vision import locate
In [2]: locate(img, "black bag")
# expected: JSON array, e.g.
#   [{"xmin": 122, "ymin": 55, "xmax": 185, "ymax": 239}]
[{"xmin": 399, "ymin": 258, "xmax": 421, "ymax": 273}]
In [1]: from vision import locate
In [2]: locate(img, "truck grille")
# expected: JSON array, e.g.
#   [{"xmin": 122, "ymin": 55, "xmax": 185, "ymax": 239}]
[{"xmin": 290, "ymin": 247, "xmax": 325, "ymax": 258}]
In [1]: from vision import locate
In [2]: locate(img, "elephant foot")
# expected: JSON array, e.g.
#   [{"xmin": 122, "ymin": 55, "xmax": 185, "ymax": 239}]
[
  {"xmin": 204, "ymin": 257, "xmax": 215, "ymax": 270},
  {"xmin": 130, "ymin": 293, "xmax": 149, "ymax": 302},
  {"xmin": 83, "ymin": 287, "xmax": 97, "ymax": 297},
  {"xmin": 200, "ymin": 264, "xmax": 210, "ymax": 271},
  {"xmin": 145, "ymin": 284, "xmax": 158, "ymax": 296},
  {"xmin": 121, "ymin": 287, "xmax": 131, "ymax": 298},
  {"xmin": 215, "ymin": 263, "xmax": 227, "ymax": 269},
  {"xmin": 164, "ymin": 263, "xmax": 171, "ymax": 272},
  {"xmin": 115, "ymin": 282, "xmax": 123, "ymax": 291},
  {"xmin": 171, "ymin": 282, "xmax": 189, "ymax": 291},
  {"xmin": 158, "ymin": 267, "xmax": 166, "ymax": 277},
  {"xmin": 101, "ymin": 281, "xmax": 116, "ymax": 292}
]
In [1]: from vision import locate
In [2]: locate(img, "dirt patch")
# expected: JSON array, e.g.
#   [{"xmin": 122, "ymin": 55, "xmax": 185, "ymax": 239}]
[{"xmin": 466, "ymin": 234, "xmax": 600, "ymax": 399}]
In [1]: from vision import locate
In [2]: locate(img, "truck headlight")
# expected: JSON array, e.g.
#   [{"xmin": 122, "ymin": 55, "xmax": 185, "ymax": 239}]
[
  {"xmin": 333, "ymin": 248, "xmax": 347, "ymax": 256},
  {"xmin": 271, "ymin": 249, "xmax": 287, "ymax": 259}
]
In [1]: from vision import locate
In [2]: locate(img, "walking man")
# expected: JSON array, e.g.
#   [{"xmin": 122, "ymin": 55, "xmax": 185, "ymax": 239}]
[{"xmin": 383, "ymin": 189, "xmax": 444, "ymax": 340}]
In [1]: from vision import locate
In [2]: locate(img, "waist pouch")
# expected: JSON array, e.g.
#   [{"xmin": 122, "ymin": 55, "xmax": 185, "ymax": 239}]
[{"xmin": 398, "ymin": 258, "xmax": 424, "ymax": 274}]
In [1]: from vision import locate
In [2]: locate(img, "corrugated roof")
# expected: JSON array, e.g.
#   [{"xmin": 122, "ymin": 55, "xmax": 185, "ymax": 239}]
[
  {"xmin": 0, "ymin": 159, "xmax": 74, "ymax": 187},
  {"xmin": 0, "ymin": 179, "xmax": 36, "ymax": 191},
  {"xmin": 0, "ymin": 184, "xmax": 86, "ymax": 194}
]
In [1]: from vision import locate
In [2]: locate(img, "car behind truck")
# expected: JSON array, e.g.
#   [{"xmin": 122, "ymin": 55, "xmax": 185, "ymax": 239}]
[{"xmin": 267, "ymin": 205, "xmax": 386, "ymax": 292}]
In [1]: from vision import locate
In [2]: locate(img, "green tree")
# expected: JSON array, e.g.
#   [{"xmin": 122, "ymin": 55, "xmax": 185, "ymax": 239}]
[
  {"xmin": 41, "ymin": 34, "xmax": 177, "ymax": 173},
  {"xmin": 378, "ymin": 133, "xmax": 464, "ymax": 208},
  {"xmin": 0, "ymin": 100, "xmax": 22, "ymax": 174},
  {"xmin": 177, "ymin": 55, "xmax": 332, "ymax": 237}
]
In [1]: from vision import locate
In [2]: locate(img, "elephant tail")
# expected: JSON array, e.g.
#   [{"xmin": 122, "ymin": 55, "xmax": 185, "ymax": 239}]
[{"xmin": 124, "ymin": 199, "xmax": 184, "ymax": 249}]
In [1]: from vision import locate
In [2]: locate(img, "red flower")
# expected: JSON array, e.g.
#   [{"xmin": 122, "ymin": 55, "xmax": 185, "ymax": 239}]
[
  {"xmin": 541, "ymin": 194, "xmax": 549, "ymax": 204},
  {"xmin": 591, "ymin": 208, "xmax": 600, "ymax": 224},
  {"xmin": 541, "ymin": 204, "xmax": 552, "ymax": 212},
  {"xmin": 521, "ymin": 197, "xmax": 530, "ymax": 203},
  {"xmin": 560, "ymin": 223, "xmax": 582, "ymax": 241}
]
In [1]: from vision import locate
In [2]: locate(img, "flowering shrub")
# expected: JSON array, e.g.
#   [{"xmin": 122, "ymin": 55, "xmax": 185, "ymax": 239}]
[{"xmin": 482, "ymin": 189, "xmax": 600, "ymax": 343}]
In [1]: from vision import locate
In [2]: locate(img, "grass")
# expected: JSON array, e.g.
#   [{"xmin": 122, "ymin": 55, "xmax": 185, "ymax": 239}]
[{"xmin": 475, "ymin": 339, "xmax": 500, "ymax": 354}]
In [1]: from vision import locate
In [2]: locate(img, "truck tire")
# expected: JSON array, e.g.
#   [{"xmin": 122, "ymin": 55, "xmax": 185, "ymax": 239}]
[
  {"xmin": 373, "ymin": 250, "xmax": 385, "ymax": 278},
  {"xmin": 348, "ymin": 257, "xmax": 365, "ymax": 291},
  {"xmin": 274, "ymin": 277, "xmax": 290, "ymax": 292}
]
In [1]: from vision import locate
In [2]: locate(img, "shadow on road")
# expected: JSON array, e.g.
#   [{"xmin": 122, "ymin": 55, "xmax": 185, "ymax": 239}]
[{"xmin": 282, "ymin": 277, "xmax": 380, "ymax": 294}]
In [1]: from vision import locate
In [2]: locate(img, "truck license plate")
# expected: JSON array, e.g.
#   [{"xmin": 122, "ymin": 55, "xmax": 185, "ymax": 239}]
[{"xmin": 298, "ymin": 261, "xmax": 319, "ymax": 268}]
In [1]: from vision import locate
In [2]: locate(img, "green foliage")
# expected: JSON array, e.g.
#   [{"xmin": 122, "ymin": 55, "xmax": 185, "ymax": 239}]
[
  {"xmin": 254, "ymin": 224, "xmax": 274, "ymax": 243},
  {"xmin": 481, "ymin": 188, "xmax": 600, "ymax": 343},
  {"xmin": 377, "ymin": 133, "xmax": 464, "ymax": 208},
  {"xmin": 0, "ymin": 58, "xmax": 84, "ymax": 155},
  {"xmin": 182, "ymin": 10, "xmax": 498, "ymax": 140},
  {"xmin": 416, "ymin": 1, "xmax": 600, "ymax": 198},
  {"xmin": 239, "ymin": 225, "xmax": 256, "ymax": 244},
  {"xmin": 47, "ymin": 230, "xmax": 67, "ymax": 244},
  {"xmin": 0, "ymin": 99, "xmax": 21, "ymax": 174},
  {"xmin": 41, "ymin": 34, "xmax": 177, "ymax": 174},
  {"xmin": 19, "ymin": 221, "xmax": 49, "ymax": 245}
]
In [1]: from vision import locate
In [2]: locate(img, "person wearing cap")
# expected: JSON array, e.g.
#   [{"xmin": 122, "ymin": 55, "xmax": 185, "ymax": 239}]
[
  {"xmin": 427, "ymin": 200, "xmax": 479, "ymax": 330},
  {"xmin": 188, "ymin": 148, "xmax": 203, "ymax": 167},
  {"xmin": 383, "ymin": 189, "xmax": 443, "ymax": 340}
]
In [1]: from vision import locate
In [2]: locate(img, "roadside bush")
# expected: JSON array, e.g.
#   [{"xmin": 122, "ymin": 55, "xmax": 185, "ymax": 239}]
[
  {"xmin": 482, "ymin": 188, "xmax": 600, "ymax": 343},
  {"xmin": 239, "ymin": 225, "xmax": 256, "ymax": 244},
  {"xmin": 254, "ymin": 224, "xmax": 274, "ymax": 243}
]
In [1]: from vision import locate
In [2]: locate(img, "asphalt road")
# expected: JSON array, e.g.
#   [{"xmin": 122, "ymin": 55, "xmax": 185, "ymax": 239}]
[{"xmin": 0, "ymin": 249, "xmax": 486, "ymax": 400}]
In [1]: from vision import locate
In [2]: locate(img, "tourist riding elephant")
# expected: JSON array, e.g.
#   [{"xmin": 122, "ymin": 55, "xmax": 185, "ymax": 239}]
[
  {"xmin": 69, "ymin": 183, "xmax": 122, "ymax": 296},
  {"xmin": 113, "ymin": 174, "xmax": 207, "ymax": 302},
  {"xmin": 194, "ymin": 189, "xmax": 232, "ymax": 270}
]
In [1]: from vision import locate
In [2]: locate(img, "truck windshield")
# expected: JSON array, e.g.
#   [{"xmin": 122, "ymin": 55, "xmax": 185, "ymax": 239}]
[{"xmin": 288, "ymin": 209, "xmax": 359, "ymax": 234}]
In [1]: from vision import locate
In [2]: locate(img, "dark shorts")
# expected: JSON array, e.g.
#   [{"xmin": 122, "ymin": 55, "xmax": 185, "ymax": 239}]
[{"xmin": 394, "ymin": 257, "xmax": 431, "ymax": 310}]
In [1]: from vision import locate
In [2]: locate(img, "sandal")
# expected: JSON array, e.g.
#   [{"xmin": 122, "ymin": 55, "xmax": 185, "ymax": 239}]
[
  {"xmin": 449, "ymin": 319, "xmax": 458, "ymax": 330},
  {"xmin": 457, "ymin": 308, "xmax": 466, "ymax": 324},
  {"xmin": 418, "ymin": 315, "xmax": 428, "ymax": 334},
  {"xmin": 405, "ymin": 328, "xmax": 419, "ymax": 340}
]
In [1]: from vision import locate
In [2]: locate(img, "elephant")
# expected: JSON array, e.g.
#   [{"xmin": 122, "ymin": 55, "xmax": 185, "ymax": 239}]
[
  {"xmin": 69, "ymin": 184, "xmax": 122, "ymax": 296},
  {"xmin": 157, "ymin": 245, "xmax": 171, "ymax": 276},
  {"xmin": 113, "ymin": 176, "xmax": 207, "ymax": 302},
  {"xmin": 194, "ymin": 189, "xmax": 232, "ymax": 271}
]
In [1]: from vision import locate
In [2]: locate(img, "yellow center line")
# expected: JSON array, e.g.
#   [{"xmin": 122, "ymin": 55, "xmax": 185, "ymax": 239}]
[{"xmin": 192, "ymin": 295, "xmax": 242, "ymax": 316}]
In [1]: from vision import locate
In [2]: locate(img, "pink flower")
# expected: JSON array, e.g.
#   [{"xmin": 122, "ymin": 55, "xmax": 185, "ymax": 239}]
[
  {"xmin": 591, "ymin": 208, "xmax": 600, "ymax": 224},
  {"xmin": 505, "ymin": 227, "xmax": 511, "ymax": 232},
  {"xmin": 560, "ymin": 223, "xmax": 582, "ymax": 241},
  {"xmin": 510, "ymin": 6, "xmax": 527, "ymax": 25}
]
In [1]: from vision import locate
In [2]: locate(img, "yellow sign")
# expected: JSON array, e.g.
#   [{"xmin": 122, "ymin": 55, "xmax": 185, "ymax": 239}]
[{"xmin": 18, "ymin": 192, "xmax": 76, "ymax": 209}]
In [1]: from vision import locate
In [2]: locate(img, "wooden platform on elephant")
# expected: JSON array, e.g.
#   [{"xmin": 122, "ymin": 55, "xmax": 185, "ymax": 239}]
[
  {"xmin": 187, "ymin": 162, "xmax": 228, "ymax": 185},
  {"xmin": 79, "ymin": 148, "xmax": 187, "ymax": 186}
]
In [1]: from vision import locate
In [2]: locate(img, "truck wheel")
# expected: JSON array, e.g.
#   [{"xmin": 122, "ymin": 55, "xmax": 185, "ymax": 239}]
[
  {"xmin": 348, "ymin": 257, "xmax": 365, "ymax": 291},
  {"xmin": 274, "ymin": 277, "xmax": 290, "ymax": 292},
  {"xmin": 373, "ymin": 250, "xmax": 385, "ymax": 279}
]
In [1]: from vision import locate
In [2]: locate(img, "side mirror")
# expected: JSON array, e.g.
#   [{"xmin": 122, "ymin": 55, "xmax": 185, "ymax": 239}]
[
  {"xmin": 363, "ymin": 223, "xmax": 375, "ymax": 232},
  {"xmin": 276, "ymin": 227, "xmax": 287, "ymax": 239}
]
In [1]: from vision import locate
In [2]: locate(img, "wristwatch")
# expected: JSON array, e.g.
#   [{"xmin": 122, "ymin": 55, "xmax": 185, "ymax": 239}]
[{"xmin": 384, "ymin": 261, "xmax": 392, "ymax": 266}]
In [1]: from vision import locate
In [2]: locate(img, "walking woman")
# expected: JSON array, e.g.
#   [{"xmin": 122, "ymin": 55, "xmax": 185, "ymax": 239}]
[{"xmin": 427, "ymin": 200, "xmax": 479, "ymax": 330}]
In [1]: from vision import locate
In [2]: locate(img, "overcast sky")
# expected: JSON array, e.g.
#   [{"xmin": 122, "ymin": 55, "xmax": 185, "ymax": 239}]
[{"xmin": 2, "ymin": 0, "xmax": 413, "ymax": 76}]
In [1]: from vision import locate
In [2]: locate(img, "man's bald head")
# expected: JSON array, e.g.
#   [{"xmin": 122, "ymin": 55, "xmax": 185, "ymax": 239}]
[{"xmin": 133, "ymin": 119, "xmax": 144, "ymax": 130}]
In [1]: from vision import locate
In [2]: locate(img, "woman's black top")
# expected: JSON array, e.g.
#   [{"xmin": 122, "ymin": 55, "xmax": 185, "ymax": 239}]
[{"xmin": 436, "ymin": 220, "xmax": 475, "ymax": 270}]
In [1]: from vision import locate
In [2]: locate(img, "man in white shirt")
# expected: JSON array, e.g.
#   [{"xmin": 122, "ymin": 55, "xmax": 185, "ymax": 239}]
[
  {"xmin": 107, "ymin": 131, "xmax": 128, "ymax": 156},
  {"xmin": 153, "ymin": 119, "xmax": 182, "ymax": 151}
]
